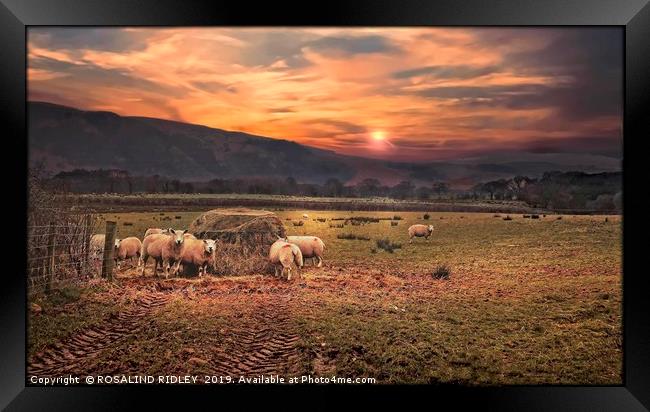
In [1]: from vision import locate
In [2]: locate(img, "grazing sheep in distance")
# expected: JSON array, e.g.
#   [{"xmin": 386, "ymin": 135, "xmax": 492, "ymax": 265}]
[
  {"xmin": 285, "ymin": 235, "xmax": 325, "ymax": 267},
  {"xmin": 141, "ymin": 228, "xmax": 188, "ymax": 278},
  {"xmin": 179, "ymin": 238, "xmax": 216, "ymax": 277},
  {"xmin": 269, "ymin": 239, "xmax": 303, "ymax": 280},
  {"xmin": 408, "ymin": 224, "xmax": 434, "ymax": 243},
  {"xmin": 302, "ymin": 213, "xmax": 309, "ymax": 219},
  {"xmin": 114, "ymin": 237, "xmax": 142, "ymax": 268}
]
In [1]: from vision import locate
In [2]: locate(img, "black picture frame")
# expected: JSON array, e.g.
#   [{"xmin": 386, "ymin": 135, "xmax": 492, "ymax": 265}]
[{"xmin": 2, "ymin": 0, "xmax": 648, "ymax": 409}]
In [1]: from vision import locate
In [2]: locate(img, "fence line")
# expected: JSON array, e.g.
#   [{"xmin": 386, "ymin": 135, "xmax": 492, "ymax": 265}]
[{"xmin": 27, "ymin": 211, "xmax": 106, "ymax": 295}]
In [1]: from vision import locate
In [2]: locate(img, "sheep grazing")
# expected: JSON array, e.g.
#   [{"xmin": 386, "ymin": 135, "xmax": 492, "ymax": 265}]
[
  {"xmin": 144, "ymin": 228, "xmax": 168, "ymax": 238},
  {"xmin": 89, "ymin": 234, "xmax": 105, "ymax": 256},
  {"xmin": 408, "ymin": 224, "xmax": 434, "ymax": 243},
  {"xmin": 114, "ymin": 237, "xmax": 142, "ymax": 268},
  {"xmin": 285, "ymin": 235, "xmax": 325, "ymax": 267},
  {"xmin": 269, "ymin": 239, "xmax": 303, "ymax": 280},
  {"xmin": 179, "ymin": 238, "xmax": 216, "ymax": 277},
  {"xmin": 140, "ymin": 228, "xmax": 188, "ymax": 278}
]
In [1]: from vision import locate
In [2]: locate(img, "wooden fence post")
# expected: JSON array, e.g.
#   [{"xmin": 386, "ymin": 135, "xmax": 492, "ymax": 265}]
[
  {"xmin": 45, "ymin": 220, "xmax": 56, "ymax": 294},
  {"xmin": 83, "ymin": 214, "xmax": 91, "ymax": 274},
  {"xmin": 102, "ymin": 221, "xmax": 117, "ymax": 281}
]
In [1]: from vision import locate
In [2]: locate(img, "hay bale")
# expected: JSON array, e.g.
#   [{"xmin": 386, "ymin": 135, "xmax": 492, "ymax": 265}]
[{"xmin": 186, "ymin": 208, "xmax": 286, "ymax": 276}]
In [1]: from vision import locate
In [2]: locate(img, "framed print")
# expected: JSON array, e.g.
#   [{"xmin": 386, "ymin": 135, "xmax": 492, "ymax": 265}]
[{"xmin": 1, "ymin": 0, "xmax": 649, "ymax": 409}]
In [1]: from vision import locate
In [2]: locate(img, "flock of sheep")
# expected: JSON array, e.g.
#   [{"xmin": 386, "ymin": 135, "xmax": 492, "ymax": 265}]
[{"xmin": 88, "ymin": 221, "xmax": 434, "ymax": 281}]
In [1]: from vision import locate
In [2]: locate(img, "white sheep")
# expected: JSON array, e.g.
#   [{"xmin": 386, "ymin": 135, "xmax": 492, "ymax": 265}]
[
  {"xmin": 114, "ymin": 236, "xmax": 142, "ymax": 269},
  {"xmin": 179, "ymin": 238, "xmax": 216, "ymax": 277},
  {"xmin": 269, "ymin": 239, "xmax": 303, "ymax": 280},
  {"xmin": 302, "ymin": 213, "xmax": 309, "ymax": 219},
  {"xmin": 284, "ymin": 235, "xmax": 325, "ymax": 267},
  {"xmin": 144, "ymin": 228, "xmax": 168, "ymax": 238},
  {"xmin": 408, "ymin": 224, "xmax": 434, "ymax": 243},
  {"xmin": 89, "ymin": 234, "xmax": 105, "ymax": 256},
  {"xmin": 140, "ymin": 228, "xmax": 188, "ymax": 278}
]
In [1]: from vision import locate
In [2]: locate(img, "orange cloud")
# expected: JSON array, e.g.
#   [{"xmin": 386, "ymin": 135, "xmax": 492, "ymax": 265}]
[{"xmin": 27, "ymin": 27, "xmax": 622, "ymax": 161}]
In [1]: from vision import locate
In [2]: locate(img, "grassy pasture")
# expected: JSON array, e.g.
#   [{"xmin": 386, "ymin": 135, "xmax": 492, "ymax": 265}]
[{"xmin": 32, "ymin": 210, "xmax": 621, "ymax": 384}]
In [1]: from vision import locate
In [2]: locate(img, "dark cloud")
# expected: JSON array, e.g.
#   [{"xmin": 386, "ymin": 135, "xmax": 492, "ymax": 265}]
[
  {"xmin": 191, "ymin": 81, "xmax": 237, "ymax": 94},
  {"xmin": 304, "ymin": 119, "xmax": 367, "ymax": 135},
  {"xmin": 391, "ymin": 65, "xmax": 498, "ymax": 80},
  {"xmin": 236, "ymin": 31, "xmax": 315, "ymax": 70},
  {"xmin": 29, "ymin": 28, "xmax": 151, "ymax": 53},
  {"xmin": 268, "ymin": 107, "xmax": 296, "ymax": 114},
  {"xmin": 305, "ymin": 35, "xmax": 401, "ymax": 56},
  {"xmin": 413, "ymin": 84, "xmax": 539, "ymax": 100},
  {"xmin": 523, "ymin": 136, "xmax": 622, "ymax": 157},
  {"xmin": 391, "ymin": 139, "xmax": 443, "ymax": 149},
  {"xmin": 30, "ymin": 55, "xmax": 188, "ymax": 98},
  {"xmin": 415, "ymin": 81, "xmax": 621, "ymax": 123},
  {"xmin": 489, "ymin": 28, "xmax": 622, "ymax": 123}
]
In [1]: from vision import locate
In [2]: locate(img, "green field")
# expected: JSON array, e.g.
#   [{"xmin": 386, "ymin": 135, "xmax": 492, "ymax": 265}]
[{"xmin": 30, "ymin": 210, "xmax": 622, "ymax": 385}]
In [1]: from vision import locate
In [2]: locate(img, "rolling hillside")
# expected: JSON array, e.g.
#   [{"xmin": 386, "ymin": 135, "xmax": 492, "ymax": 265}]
[{"xmin": 29, "ymin": 102, "xmax": 621, "ymax": 187}]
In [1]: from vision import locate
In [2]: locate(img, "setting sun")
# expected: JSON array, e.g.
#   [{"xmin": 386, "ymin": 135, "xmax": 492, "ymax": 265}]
[{"xmin": 372, "ymin": 131, "xmax": 386, "ymax": 141}]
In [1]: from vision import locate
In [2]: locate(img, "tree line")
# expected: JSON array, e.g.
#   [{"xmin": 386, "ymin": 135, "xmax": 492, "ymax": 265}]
[{"xmin": 45, "ymin": 168, "xmax": 622, "ymax": 211}]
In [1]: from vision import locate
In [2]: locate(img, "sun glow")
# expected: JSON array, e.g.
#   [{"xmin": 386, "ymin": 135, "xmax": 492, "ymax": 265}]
[{"xmin": 371, "ymin": 131, "xmax": 386, "ymax": 141}]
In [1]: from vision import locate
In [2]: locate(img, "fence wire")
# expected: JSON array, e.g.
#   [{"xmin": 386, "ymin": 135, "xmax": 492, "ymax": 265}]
[{"xmin": 27, "ymin": 211, "xmax": 103, "ymax": 295}]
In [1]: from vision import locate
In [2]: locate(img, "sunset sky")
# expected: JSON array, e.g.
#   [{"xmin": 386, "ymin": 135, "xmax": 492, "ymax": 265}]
[{"xmin": 28, "ymin": 27, "xmax": 622, "ymax": 162}]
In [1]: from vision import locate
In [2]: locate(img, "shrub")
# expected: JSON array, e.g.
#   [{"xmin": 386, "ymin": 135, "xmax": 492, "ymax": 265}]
[
  {"xmin": 556, "ymin": 216, "xmax": 563, "ymax": 220},
  {"xmin": 337, "ymin": 233, "xmax": 370, "ymax": 241},
  {"xmin": 493, "ymin": 214, "xmax": 501, "ymax": 218},
  {"xmin": 503, "ymin": 215, "xmax": 512, "ymax": 221},
  {"xmin": 123, "ymin": 222, "xmax": 133, "ymax": 226},
  {"xmin": 390, "ymin": 221, "xmax": 398, "ymax": 226},
  {"xmin": 393, "ymin": 215, "xmax": 402, "ymax": 220},
  {"xmin": 292, "ymin": 220, "xmax": 304, "ymax": 227},
  {"xmin": 376, "ymin": 238, "xmax": 402, "ymax": 253},
  {"xmin": 523, "ymin": 215, "xmax": 531, "ymax": 218},
  {"xmin": 370, "ymin": 248, "xmax": 377, "ymax": 254},
  {"xmin": 531, "ymin": 214, "xmax": 540, "ymax": 219},
  {"xmin": 316, "ymin": 218, "xmax": 326, "ymax": 222},
  {"xmin": 431, "ymin": 265, "xmax": 451, "ymax": 280},
  {"xmin": 350, "ymin": 216, "xmax": 380, "ymax": 223},
  {"xmin": 175, "ymin": 216, "xmax": 182, "ymax": 219},
  {"xmin": 423, "ymin": 213, "xmax": 430, "ymax": 220}
]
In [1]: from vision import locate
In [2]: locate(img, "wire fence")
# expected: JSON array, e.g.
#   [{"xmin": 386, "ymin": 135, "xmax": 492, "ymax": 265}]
[{"xmin": 27, "ymin": 211, "xmax": 105, "ymax": 295}]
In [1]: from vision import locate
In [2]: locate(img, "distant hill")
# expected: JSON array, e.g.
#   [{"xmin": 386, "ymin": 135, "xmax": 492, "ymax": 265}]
[{"xmin": 29, "ymin": 101, "xmax": 621, "ymax": 187}]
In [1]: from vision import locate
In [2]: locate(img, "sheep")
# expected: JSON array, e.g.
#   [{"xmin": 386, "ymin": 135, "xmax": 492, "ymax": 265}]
[
  {"xmin": 183, "ymin": 232, "xmax": 197, "ymax": 240},
  {"xmin": 114, "ymin": 236, "xmax": 142, "ymax": 269},
  {"xmin": 140, "ymin": 228, "xmax": 188, "ymax": 278},
  {"xmin": 408, "ymin": 224, "xmax": 434, "ymax": 243},
  {"xmin": 269, "ymin": 239, "xmax": 303, "ymax": 281},
  {"xmin": 89, "ymin": 234, "xmax": 105, "ymax": 256},
  {"xmin": 302, "ymin": 213, "xmax": 309, "ymax": 219},
  {"xmin": 179, "ymin": 238, "xmax": 216, "ymax": 277},
  {"xmin": 144, "ymin": 228, "xmax": 168, "ymax": 237},
  {"xmin": 284, "ymin": 235, "xmax": 325, "ymax": 267}
]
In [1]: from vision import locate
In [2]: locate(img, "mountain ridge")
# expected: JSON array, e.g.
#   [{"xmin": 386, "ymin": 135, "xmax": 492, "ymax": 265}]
[{"xmin": 28, "ymin": 101, "xmax": 621, "ymax": 188}]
